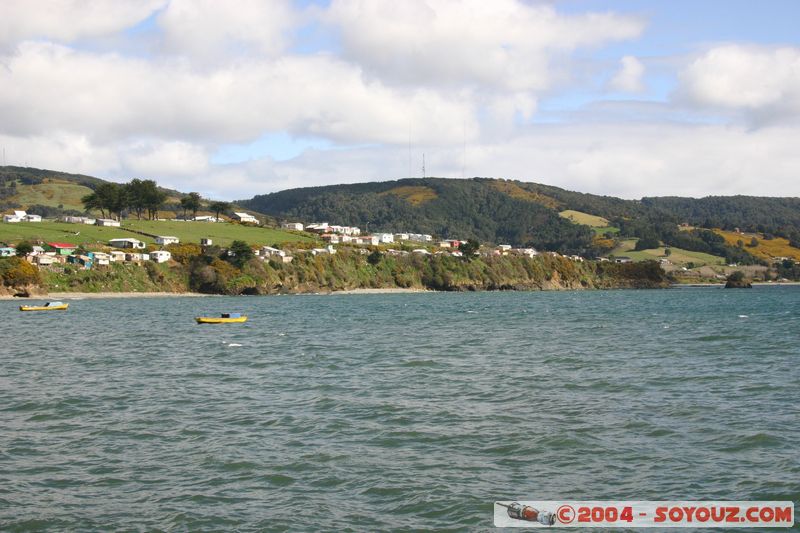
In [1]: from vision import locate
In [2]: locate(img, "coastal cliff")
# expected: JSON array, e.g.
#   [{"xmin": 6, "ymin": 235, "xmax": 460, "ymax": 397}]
[{"xmin": 2, "ymin": 251, "xmax": 669, "ymax": 296}]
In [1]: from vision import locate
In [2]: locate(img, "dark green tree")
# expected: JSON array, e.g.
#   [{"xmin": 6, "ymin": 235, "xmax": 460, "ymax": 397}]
[
  {"xmin": 94, "ymin": 182, "xmax": 127, "ymax": 220},
  {"xmin": 81, "ymin": 192, "xmax": 104, "ymax": 218},
  {"xmin": 367, "ymin": 250, "xmax": 383, "ymax": 265},
  {"xmin": 15, "ymin": 241, "xmax": 33, "ymax": 257},
  {"xmin": 181, "ymin": 192, "xmax": 202, "ymax": 220},
  {"xmin": 458, "ymin": 239, "xmax": 480, "ymax": 259},
  {"xmin": 210, "ymin": 201, "xmax": 230, "ymax": 221},
  {"xmin": 227, "ymin": 240, "xmax": 254, "ymax": 268},
  {"xmin": 126, "ymin": 179, "xmax": 148, "ymax": 219}
]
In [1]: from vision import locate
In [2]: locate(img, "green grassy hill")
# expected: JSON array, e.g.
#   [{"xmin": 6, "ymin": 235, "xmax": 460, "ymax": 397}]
[{"xmin": 0, "ymin": 220, "xmax": 313, "ymax": 247}]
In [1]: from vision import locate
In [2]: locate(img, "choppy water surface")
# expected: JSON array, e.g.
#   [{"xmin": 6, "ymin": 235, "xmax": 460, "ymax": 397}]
[{"xmin": 1, "ymin": 287, "xmax": 798, "ymax": 531}]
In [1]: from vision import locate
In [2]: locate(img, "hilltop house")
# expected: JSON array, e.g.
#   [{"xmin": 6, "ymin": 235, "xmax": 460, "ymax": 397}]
[
  {"xmin": 3, "ymin": 210, "xmax": 27, "ymax": 223},
  {"xmin": 96, "ymin": 218, "xmax": 121, "ymax": 227},
  {"xmin": 0, "ymin": 247, "xmax": 15, "ymax": 257},
  {"xmin": 281, "ymin": 222, "xmax": 304, "ymax": 231},
  {"xmin": 155, "ymin": 236, "xmax": 180, "ymax": 245},
  {"xmin": 62, "ymin": 216, "xmax": 96, "ymax": 224},
  {"xmin": 109, "ymin": 238, "xmax": 145, "ymax": 249},
  {"xmin": 24, "ymin": 213, "xmax": 42, "ymax": 222},
  {"xmin": 374, "ymin": 233, "xmax": 394, "ymax": 244},
  {"xmin": 233, "ymin": 212, "xmax": 258, "ymax": 223}
]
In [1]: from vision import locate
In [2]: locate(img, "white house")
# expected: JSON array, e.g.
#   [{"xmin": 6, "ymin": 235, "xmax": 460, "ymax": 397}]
[
  {"xmin": 3, "ymin": 210, "xmax": 27, "ymax": 223},
  {"xmin": 62, "ymin": 216, "xmax": 96, "ymax": 224},
  {"xmin": 96, "ymin": 218, "xmax": 121, "ymax": 227},
  {"xmin": 394, "ymin": 233, "xmax": 410, "ymax": 241},
  {"xmin": 353, "ymin": 235, "xmax": 380, "ymax": 245},
  {"xmin": 375, "ymin": 233, "xmax": 394, "ymax": 244},
  {"xmin": 233, "ymin": 212, "xmax": 258, "ymax": 223},
  {"xmin": 32, "ymin": 254, "xmax": 57, "ymax": 266},
  {"xmin": 155, "ymin": 236, "xmax": 180, "ymax": 245},
  {"xmin": 498, "ymin": 244, "xmax": 512, "ymax": 252},
  {"xmin": 24, "ymin": 213, "xmax": 42, "ymax": 222},
  {"xmin": 259, "ymin": 246, "xmax": 286, "ymax": 258},
  {"xmin": 305, "ymin": 222, "xmax": 330, "ymax": 233},
  {"xmin": 311, "ymin": 245, "xmax": 336, "ymax": 255},
  {"xmin": 200, "ymin": 238, "xmax": 213, "ymax": 246},
  {"xmin": 517, "ymin": 248, "xmax": 538, "ymax": 258},
  {"xmin": 109, "ymin": 251, "xmax": 126, "ymax": 262},
  {"xmin": 194, "ymin": 215, "xmax": 218, "ymax": 222},
  {"xmin": 150, "ymin": 250, "xmax": 171, "ymax": 263},
  {"xmin": 109, "ymin": 238, "xmax": 145, "ymax": 249},
  {"xmin": 92, "ymin": 252, "xmax": 111, "ymax": 266},
  {"xmin": 321, "ymin": 234, "xmax": 340, "ymax": 244},
  {"xmin": 438, "ymin": 241, "xmax": 451, "ymax": 248},
  {"xmin": 281, "ymin": 222, "xmax": 304, "ymax": 231}
]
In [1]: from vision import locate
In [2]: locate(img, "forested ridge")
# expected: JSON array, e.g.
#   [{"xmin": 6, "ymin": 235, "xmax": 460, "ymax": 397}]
[{"xmin": 241, "ymin": 177, "xmax": 800, "ymax": 258}]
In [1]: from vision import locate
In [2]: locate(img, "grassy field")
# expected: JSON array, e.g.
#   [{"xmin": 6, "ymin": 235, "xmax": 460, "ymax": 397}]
[
  {"xmin": 9, "ymin": 179, "xmax": 93, "ymax": 210},
  {"xmin": 489, "ymin": 180, "xmax": 561, "ymax": 209},
  {"xmin": 559, "ymin": 209, "xmax": 609, "ymax": 227},
  {"xmin": 715, "ymin": 230, "xmax": 800, "ymax": 262},
  {"xmin": 380, "ymin": 185, "xmax": 438, "ymax": 205},
  {"xmin": 0, "ymin": 220, "xmax": 314, "ymax": 247},
  {"xmin": 609, "ymin": 238, "xmax": 724, "ymax": 266}
]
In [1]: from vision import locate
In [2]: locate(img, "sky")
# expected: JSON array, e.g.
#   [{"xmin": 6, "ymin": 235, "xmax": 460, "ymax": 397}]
[{"xmin": 1, "ymin": 1, "xmax": 799, "ymax": 200}]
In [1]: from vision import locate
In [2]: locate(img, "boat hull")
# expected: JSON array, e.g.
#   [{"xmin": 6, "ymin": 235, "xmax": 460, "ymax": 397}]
[
  {"xmin": 195, "ymin": 316, "xmax": 248, "ymax": 324},
  {"xmin": 19, "ymin": 304, "xmax": 69, "ymax": 312}
]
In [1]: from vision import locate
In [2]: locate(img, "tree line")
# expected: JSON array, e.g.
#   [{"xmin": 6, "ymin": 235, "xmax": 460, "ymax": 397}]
[{"xmin": 81, "ymin": 179, "xmax": 230, "ymax": 221}]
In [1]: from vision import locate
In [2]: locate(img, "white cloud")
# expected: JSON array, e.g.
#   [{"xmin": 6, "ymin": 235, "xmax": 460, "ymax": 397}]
[
  {"xmin": 326, "ymin": 0, "xmax": 645, "ymax": 92},
  {"xmin": 234, "ymin": 123, "xmax": 800, "ymax": 199},
  {"xmin": 121, "ymin": 141, "xmax": 209, "ymax": 178},
  {"xmin": 609, "ymin": 55, "xmax": 645, "ymax": 93},
  {"xmin": 157, "ymin": 0, "xmax": 296, "ymax": 62},
  {"xmin": 0, "ymin": 0, "xmax": 165, "ymax": 50},
  {"xmin": 680, "ymin": 44, "xmax": 800, "ymax": 120},
  {"xmin": 0, "ymin": 43, "xmax": 474, "ymax": 146}
]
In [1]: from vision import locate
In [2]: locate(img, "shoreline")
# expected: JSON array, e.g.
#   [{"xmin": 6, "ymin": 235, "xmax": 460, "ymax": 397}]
[
  {"xmin": 0, "ymin": 288, "xmax": 429, "ymax": 300},
  {"xmin": 3, "ymin": 282, "xmax": 798, "ymax": 300},
  {"xmin": 0, "ymin": 291, "xmax": 210, "ymax": 300}
]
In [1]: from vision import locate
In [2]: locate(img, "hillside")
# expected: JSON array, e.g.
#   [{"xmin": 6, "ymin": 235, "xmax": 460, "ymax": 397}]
[
  {"xmin": 0, "ymin": 166, "xmax": 185, "ymax": 213},
  {"xmin": 240, "ymin": 177, "xmax": 800, "ymax": 259}
]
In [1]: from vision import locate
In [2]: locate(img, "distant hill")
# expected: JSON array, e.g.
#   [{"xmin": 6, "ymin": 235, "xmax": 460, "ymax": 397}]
[
  {"xmin": 240, "ymin": 177, "xmax": 800, "ymax": 259},
  {"xmin": 0, "ymin": 166, "xmax": 186, "ymax": 212},
  {"xmin": 3, "ymin": 167, "xmax": 799, "ymax": 261}
]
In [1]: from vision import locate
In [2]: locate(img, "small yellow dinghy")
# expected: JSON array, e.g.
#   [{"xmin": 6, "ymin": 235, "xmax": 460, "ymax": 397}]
[
  {"xmin": 195, "ymin": 313, "xmax": 247, "ymax": 324},
  {"xmin": 20, "ymin": 301, "xmax": 69, "ymax": 312}
]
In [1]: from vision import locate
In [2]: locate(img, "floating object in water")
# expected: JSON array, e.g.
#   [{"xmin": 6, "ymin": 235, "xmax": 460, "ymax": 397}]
[
  {"xmin": 19, "ymin": 301, "xmax": 69, "ymax": 312},
  {"xmin": 496, "ymin": 502, "xmax": 555, "ymax": 525},
  {"xmin": 738, "ymin": 315, "xmax": 749, "ymax": 318},
  {"xmin": 196, "ymin": 313, "xmax": 247, "ymax": 324},
  {"xmin": 228, "ymin": 343, "xmax": 242, "ymax": 347}
]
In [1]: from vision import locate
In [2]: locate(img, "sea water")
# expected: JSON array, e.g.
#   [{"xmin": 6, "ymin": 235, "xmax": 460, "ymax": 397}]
[{"xmin": 1, "ymin": 287, "xmax": 798, "ymax": 531}]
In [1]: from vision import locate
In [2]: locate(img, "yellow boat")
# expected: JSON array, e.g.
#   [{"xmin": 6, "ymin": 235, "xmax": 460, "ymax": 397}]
[
  {"xmin": 19, "ymin": 301, "xmax": 69, "ymax": 312},
  {"xmin": 195, "ymin": 313, "xmax": 247, "ymax": 324}
]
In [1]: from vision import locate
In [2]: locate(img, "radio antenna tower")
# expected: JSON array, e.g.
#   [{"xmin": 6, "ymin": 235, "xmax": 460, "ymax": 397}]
[{"xmin": 422, "ymin": 153, "xmax": 426, "ymax": 178}]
